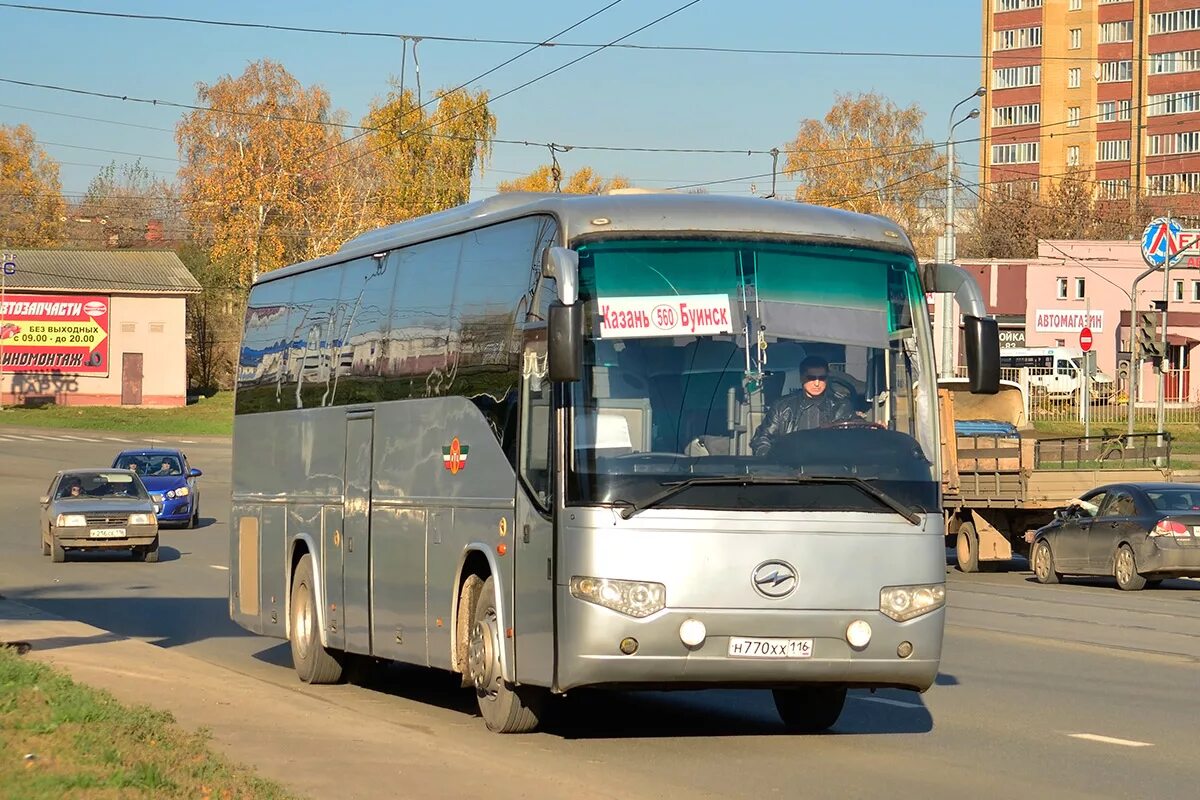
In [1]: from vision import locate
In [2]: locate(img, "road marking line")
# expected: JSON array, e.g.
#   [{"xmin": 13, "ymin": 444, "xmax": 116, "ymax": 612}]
[
  {"xmin": 179, "ymin": 439, "xmax": 195, "ymax": 444},
  {"xmin": 852, "ymin": 695, "xmax": 923, "ymax": 709},
  {"xmin": 103, "ymin": 437, "xmax": 132, "ymax": 442},
  {"xmin": 210, "ymin": 564, "xmax": 229, "ymax": 571},
  {"xmin": 145, "ymin": 438, "xmax": 164, "ymax": 443},
  {"xmin": 59, "ymin": 434, "xmax": 102, "ymax": 442},
  {"xmin": 1068, "ymin": 733, "xmax": 1153, "ymax": 748}
]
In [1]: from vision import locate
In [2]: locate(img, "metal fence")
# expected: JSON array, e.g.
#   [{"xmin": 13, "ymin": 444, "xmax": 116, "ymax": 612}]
[{"xmin": 952, "ymin": 365, "xmax": 1200, "ymax": 424}]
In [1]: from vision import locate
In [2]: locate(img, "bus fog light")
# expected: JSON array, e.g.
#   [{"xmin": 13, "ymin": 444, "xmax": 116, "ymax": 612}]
[
  {"xmin": 678, "ymin": 618, "xmax": 706, "ymax": 647},
  {"xmin": 619, "ymin": 637, "xmax": 639, "ymax": 655},
  {"xmin": 880, "ymin": 583, "xmax": 946, "ymax": 622},
  {"xmin": 897, "ymin": 641, "xmax": 914, "ymax": 658},
  {"xmin": 846, "ymin": 620, "xmax": 872, "ymax": 649},
  {"xmin": 570, "ymin": 576, "xmax": 666, "ymax": 618}
]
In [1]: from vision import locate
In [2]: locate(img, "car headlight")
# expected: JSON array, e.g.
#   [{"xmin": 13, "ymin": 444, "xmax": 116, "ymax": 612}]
[
  {"xmin": 569, "ymin": 576, "xmax": 666, "ymax": 618},
  {"xmin": 128, "ymin": 513, "xmax": 155, "ymax": 525},
  {"xmin": 55, "ymin": 514, "xmax": 87, "ymax": 527},
  {"xmin": 880, "ymin": 583, "xmax": 946, "ymax": 622},
  {"xmin": 174, "ymin": 486, "xmax": 189, "ymax": 497}
]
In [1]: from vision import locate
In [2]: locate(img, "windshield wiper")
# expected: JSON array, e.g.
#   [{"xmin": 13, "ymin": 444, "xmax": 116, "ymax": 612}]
[{"xmin": 616, "ymin": 474, "xmax": 921, "ymax": 524}]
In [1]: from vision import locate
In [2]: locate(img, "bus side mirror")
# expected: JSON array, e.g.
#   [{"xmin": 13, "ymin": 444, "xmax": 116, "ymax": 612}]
[
  {"xmin": 548, "ymin": 303, "xmax": 583, "ymax": 382},
  {"xmin": 964, "ymin": 316, "xmax": 1000, "ymax": 394},
  {"xmin": 542, "ymin": 246, "xmax": 578, "ymax": 305}
]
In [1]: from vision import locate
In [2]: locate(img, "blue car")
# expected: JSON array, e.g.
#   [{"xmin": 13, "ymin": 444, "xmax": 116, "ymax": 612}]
[{"xmin": 111, "ymin": 449, "xmax": 202, "ymax": 528}]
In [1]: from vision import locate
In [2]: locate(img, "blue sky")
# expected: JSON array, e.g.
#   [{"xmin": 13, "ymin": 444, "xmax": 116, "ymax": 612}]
[{"xmin": 0, "ymin": 0, "xmax": 983, "ymax": 204}]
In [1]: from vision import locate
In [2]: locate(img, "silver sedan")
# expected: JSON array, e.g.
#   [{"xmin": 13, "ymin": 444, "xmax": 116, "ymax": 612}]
[{"xmin": 39, "ymin": 468, "xmax": 161, "ymax": 563}]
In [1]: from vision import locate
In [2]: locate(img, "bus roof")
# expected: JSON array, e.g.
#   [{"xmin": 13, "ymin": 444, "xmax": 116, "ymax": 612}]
[{"xmin": 255, "ymin": 191, "xmax": 916, "ymax": 286}]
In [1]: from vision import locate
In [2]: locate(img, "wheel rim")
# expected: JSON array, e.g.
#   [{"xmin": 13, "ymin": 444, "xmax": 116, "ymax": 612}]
[
  {"xmin": 294, "ymin": 581, "xmax": 313, "ymax": 660},
  {"xmin": 467, "ymin": 606, "xmax": 500, "ymax": 700},
  {"xmin": 1034, "ymin": 543, "xmax": 1049, "ymax": 579},
  {"xmin": 956, "ymin": 531, "xmax": 971, "ymax": 566},
  {"xmin": 1115, "ymin": 549, "xmax": 1134, "ymax": 585}
]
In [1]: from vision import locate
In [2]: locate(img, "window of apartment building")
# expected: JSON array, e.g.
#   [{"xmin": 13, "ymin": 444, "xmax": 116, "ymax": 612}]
[
  {"xmin": 1067, "ymin": 106, "xmax": 1080, "ymax": 127},
  {"xmin": 1193, "ymin": 281, "xmax": 1200, "ymax": 302},
  {"xmin": 1150, "ymin": 8, "xmax": 1200, "ymax": 35},
  {"xmin": 1098, "ymin": 139, "xmax": 1131, "ymax": 161},
  {"xmin": 1147, "ymin": 130, "xmax": 1200, "ymax": 157},
  {"xmin": 1098, "ymin": 0, "xmax": 1127, "ymax": 4},
  {"xmin": 1067, "ymin": 145, "xmax": 1080, "ymax": 166},
  {"xmin": 1150, "ymin": 49, "xmax": 1200, "ymax": 75},
  {"xmin": 1057, "ymin": 278, "xmax": 1069, "ymax": 300},
  {"xmin": 1069, "ymin": 28, "xmax": 1082, "ymax": 49},
  {"xmin": 1175, "ymin": 280, "xmax": 1185, "ymax": 301},
  {"xmin": 995, "ymin": 0, "xmax": 1042, "ymax": 9},
  {"xmin": 1147, "ymin": 172, "xmax": 1200, "ymax": 195},
  {"xmin": 1147, "ymin": 91, "xmax": 1200, "ymax": 116},
  {"xmin": 1099, "ymin": 60, "xmax": 1133, "ymax": 83},
  {"xmin": 993, "ymin": 65, "xmax": 1041, "ymax": 90},
  {"xmin": 994, "ymin": 26, "xmax": 1042, "ymax": 51},
  {"xmin": 1075, "ymin": 278, "xmax": 1087, "ymax": 300},
  {"xmin": 1068, "ymin": 68, "xmax": 1081, "ymax": 88},
  {"xmin": 992, "ymin": 104, "xmax": 1041, "ymax": 127},
  {"xmin": 991, "ymin": 142, "xmax": 1040, "ymax": 164},
  {"xmin": 1099, "ymin": 179, "xmax": 1130, "ymax": 199},
  {"xmin": 1099, "ymin": 21, "xmax": 1134, "ymax": 43},
  {"xmin": 1098, "ymin": 101, "xmax": 1117, "ymax": 122},
  {"xmin": 1118, "ymin": 100, "xmax": 1131, "ymax": 120},
  {"xmin": 1069, "ymin": 0, "xmax": 1081, "ymax": 8}
]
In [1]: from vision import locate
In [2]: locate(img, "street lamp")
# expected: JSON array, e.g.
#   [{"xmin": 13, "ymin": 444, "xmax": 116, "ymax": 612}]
[{"xmin": 939, "ymin": 87, "xmax": 985, "ymax": 378}]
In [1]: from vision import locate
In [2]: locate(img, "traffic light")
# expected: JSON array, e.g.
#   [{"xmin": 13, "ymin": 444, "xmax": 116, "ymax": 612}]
[{"xmin": 1136, "ymin": 310, "xmax": 1166, "ymax": 360}]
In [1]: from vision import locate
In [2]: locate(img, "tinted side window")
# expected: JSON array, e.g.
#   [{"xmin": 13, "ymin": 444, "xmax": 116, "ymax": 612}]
[
  {"xmin": 237, "ymin": 279, "xmax": 295, "ymax": 414},
  {"xmin": 285, "ymin": 264, "xmax": 346, "ymax": 410},
  {"xmin": 382, "ymin": 235, "xmax": 463, "ymax": 398},
  {"xmin": 1101, "ymin": 491, "xmax": 1136, "ymax": 518},
  {"xmin": 454, "ymin": 216, "xmax": 558, "ymax": 460},
  {"xmin": 330, "ymin": 255, "xmax": 397, "ymax": 406}
]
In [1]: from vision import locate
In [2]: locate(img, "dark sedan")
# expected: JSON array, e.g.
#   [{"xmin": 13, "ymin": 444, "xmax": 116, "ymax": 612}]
[
  {"xmin": 1031, "ymin": 482, "xmax": 1200, "ymax": 590},
  {"xmin": 39, "ymin": 469, "xmax": 160, "ymax": 562}
]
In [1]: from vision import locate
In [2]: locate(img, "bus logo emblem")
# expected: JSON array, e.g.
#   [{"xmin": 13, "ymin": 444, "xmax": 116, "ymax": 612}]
[
  {"xmin": 443, "ymin": 437, "xmax": 469, "ymax": 474},
  {"xmin": 752, "ymin": 560, "xmax": 797, "ymax": 598}
]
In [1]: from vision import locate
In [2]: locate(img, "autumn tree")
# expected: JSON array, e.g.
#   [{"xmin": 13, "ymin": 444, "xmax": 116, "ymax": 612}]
[
  {"xmin": 782, "ymin": 93, "xmax": 945, "ymax": 256},
  {"xmin": 176, "ymin": 59, "xmax": 345, "ymax": 286},
  {"xmin": 0, "ymin": 123, "xmax": 65, "ymax": 246},
  {"xmin": 65, "ymin": 160, "xmax": 180, "ymax": 248},
  {"xmin": 497, "ymin": 164, "xmax": 630, "ymax": 194},
  {"xmin": 358, "ymin": 83, "xmax": 496, "ymax": 226}
]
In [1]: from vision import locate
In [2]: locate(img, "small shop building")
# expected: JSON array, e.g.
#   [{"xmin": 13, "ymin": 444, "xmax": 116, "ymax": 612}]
[{"xmin": 0, "ymin": 249, "xmax": 201, "ymax": 406}]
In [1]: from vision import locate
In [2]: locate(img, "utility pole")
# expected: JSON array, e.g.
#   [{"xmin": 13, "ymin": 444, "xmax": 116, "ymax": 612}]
[
  {"xmin": 941, "ymin": 87, "xmax": 985, "ymax": 379},
  {"xmin": 0, "ymin": 252, "xmax": 12, "ymax": 412}
]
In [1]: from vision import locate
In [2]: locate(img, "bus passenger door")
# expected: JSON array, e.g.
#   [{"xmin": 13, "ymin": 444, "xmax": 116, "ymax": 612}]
[
  {"xmin": 512, "ymin": 360, "xmax": 555, "ymax": 687},
  {"xmin": 343, "ymin": 411, "xmax": 374, "ymax": 653}
]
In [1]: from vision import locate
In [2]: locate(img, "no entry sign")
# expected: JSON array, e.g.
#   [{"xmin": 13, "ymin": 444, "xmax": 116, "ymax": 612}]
[{"xmin": 1080, "ymin": 326, "xmax": 1093, "ymax": 352}]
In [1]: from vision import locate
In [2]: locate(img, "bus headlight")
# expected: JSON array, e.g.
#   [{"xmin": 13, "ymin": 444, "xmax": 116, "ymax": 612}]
[
  {"xmin": 880, "ymin": 583, "xmax": 945, "ymax": 622},
  {"xmin": 55, "ymin": 514, "xmax": 86, "ymax": 527},
  {"xmin": 569, "ymin": 576, "xmax": 666, "ymax": 618}
]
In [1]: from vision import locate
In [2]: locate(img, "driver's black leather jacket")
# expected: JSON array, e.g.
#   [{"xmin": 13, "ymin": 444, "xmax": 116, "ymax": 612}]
[{"xmin": 750, "ymin": 391, "xmax": 854, "ymax": 456}]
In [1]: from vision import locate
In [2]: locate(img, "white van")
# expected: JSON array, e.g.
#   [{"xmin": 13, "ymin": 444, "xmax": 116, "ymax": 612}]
[{"xmin": 999, "ymin": 346, "xmax": 1115, "ymax": 402}]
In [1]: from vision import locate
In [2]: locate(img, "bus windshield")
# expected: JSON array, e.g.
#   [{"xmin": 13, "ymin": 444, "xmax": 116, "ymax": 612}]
[{"xmin": 567, "ymin": 237, "xmax": 939, "ymax": 517}]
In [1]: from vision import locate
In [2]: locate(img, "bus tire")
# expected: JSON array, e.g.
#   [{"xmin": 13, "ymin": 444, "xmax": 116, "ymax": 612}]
[
  {"xmin": 773, "ymin": 685, "xmax": 847, "ymax": 733},
  {"xmin": 290, "ymin": 554, "xmax": 344, "ymax": 684},
  {"xmin": 457, "ymin": 573, "xmax": 484, "ymax": 688},
  {"xmin": 468, "ymin": 575, "xmax": 544, "ymax": 733},
  {"xmin": 956, "ymin": 522, "xmax": 980, "ymax": 573}
]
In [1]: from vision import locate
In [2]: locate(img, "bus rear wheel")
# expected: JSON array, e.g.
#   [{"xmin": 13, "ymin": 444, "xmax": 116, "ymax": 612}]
[
  {"xmin": 289, "ymin": 554, "xmax": 344, "ymax": 684},
  {"xmin": 773, "ymin": 685, "xmax": 847, "ymax": 733},
  {"xmin": 467, "ymin": 575, "xmax": 545, "ymax": 733}
]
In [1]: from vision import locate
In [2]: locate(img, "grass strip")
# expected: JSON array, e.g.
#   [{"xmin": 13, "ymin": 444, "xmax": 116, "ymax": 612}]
[
  {"xmin": 0, "ymin": 393, "xmax": 233, "ymax": 436},
  {"xmin": 0, "ymin": 645, "xmax": 298, "ymax": 800}
]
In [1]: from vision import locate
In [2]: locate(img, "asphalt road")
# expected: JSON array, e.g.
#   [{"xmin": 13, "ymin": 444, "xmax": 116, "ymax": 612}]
[{"xmin": 2, "ymin": 426, "xmax": 1199, "ymax": 799}]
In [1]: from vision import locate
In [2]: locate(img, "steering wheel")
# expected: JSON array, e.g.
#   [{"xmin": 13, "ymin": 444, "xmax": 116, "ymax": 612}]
[
  {"xmin": 825, "ymin": 417, "xmax": 884, "ymax": 430},
  {"xmin": 609, "ymin": 451, "xmax": 684, "ymax": 460}
]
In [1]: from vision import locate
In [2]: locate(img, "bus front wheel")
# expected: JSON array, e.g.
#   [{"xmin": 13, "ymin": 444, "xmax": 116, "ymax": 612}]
[
  {"xmin": 773, "ymin": 685, "xmax": 847, "ymax": 733},
  {"xmin": 467, "ymin": 575, "xmax": 545, "ymax": 733}
]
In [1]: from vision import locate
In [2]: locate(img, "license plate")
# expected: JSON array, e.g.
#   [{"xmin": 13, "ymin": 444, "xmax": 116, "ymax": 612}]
[
  {"xmin": 728, "ymin": 637, "xmax": 813, "ymax": 659},
  {"xmin": 89, "ymin": 528, "xmax": 126, "ymax": 539}
]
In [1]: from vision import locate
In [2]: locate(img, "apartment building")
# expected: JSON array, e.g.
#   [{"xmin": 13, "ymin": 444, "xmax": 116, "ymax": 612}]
[{"xmin": 982, "ymin": 0, "xmax": 1200, "ymax": 212}]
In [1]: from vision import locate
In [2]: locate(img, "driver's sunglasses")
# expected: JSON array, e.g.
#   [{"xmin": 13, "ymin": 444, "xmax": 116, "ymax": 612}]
[{"xmin": 803, "ymin": 372, "xmax": 828, "ymax": 382}]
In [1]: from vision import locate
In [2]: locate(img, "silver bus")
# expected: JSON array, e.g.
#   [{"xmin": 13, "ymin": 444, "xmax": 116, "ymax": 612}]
[{"xmin": 229, "ymin": 192, "xmax": 999, "ymax": 733}]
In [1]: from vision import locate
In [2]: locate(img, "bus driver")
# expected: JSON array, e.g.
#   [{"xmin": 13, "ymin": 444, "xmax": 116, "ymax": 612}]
[{"xmin": 750, "ymin": 355, "xmax": 854, "ymax": 456}]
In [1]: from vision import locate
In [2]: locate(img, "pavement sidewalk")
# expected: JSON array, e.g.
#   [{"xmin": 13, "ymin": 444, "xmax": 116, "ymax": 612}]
[{"xmin": 0, "ymin": 597, "xmax": 642, "ymax": 800}]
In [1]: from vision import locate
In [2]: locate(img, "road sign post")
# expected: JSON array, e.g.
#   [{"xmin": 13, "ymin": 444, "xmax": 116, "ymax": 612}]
[{"xmin": 1080, "ymin": 323, "xmax": 1092, "ymax": 436}]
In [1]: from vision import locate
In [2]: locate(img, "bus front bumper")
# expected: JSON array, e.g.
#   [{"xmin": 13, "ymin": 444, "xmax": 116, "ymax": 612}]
[{"xmin": 553, "ymin": 592, "xmax": 944, "ymax": 693}]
